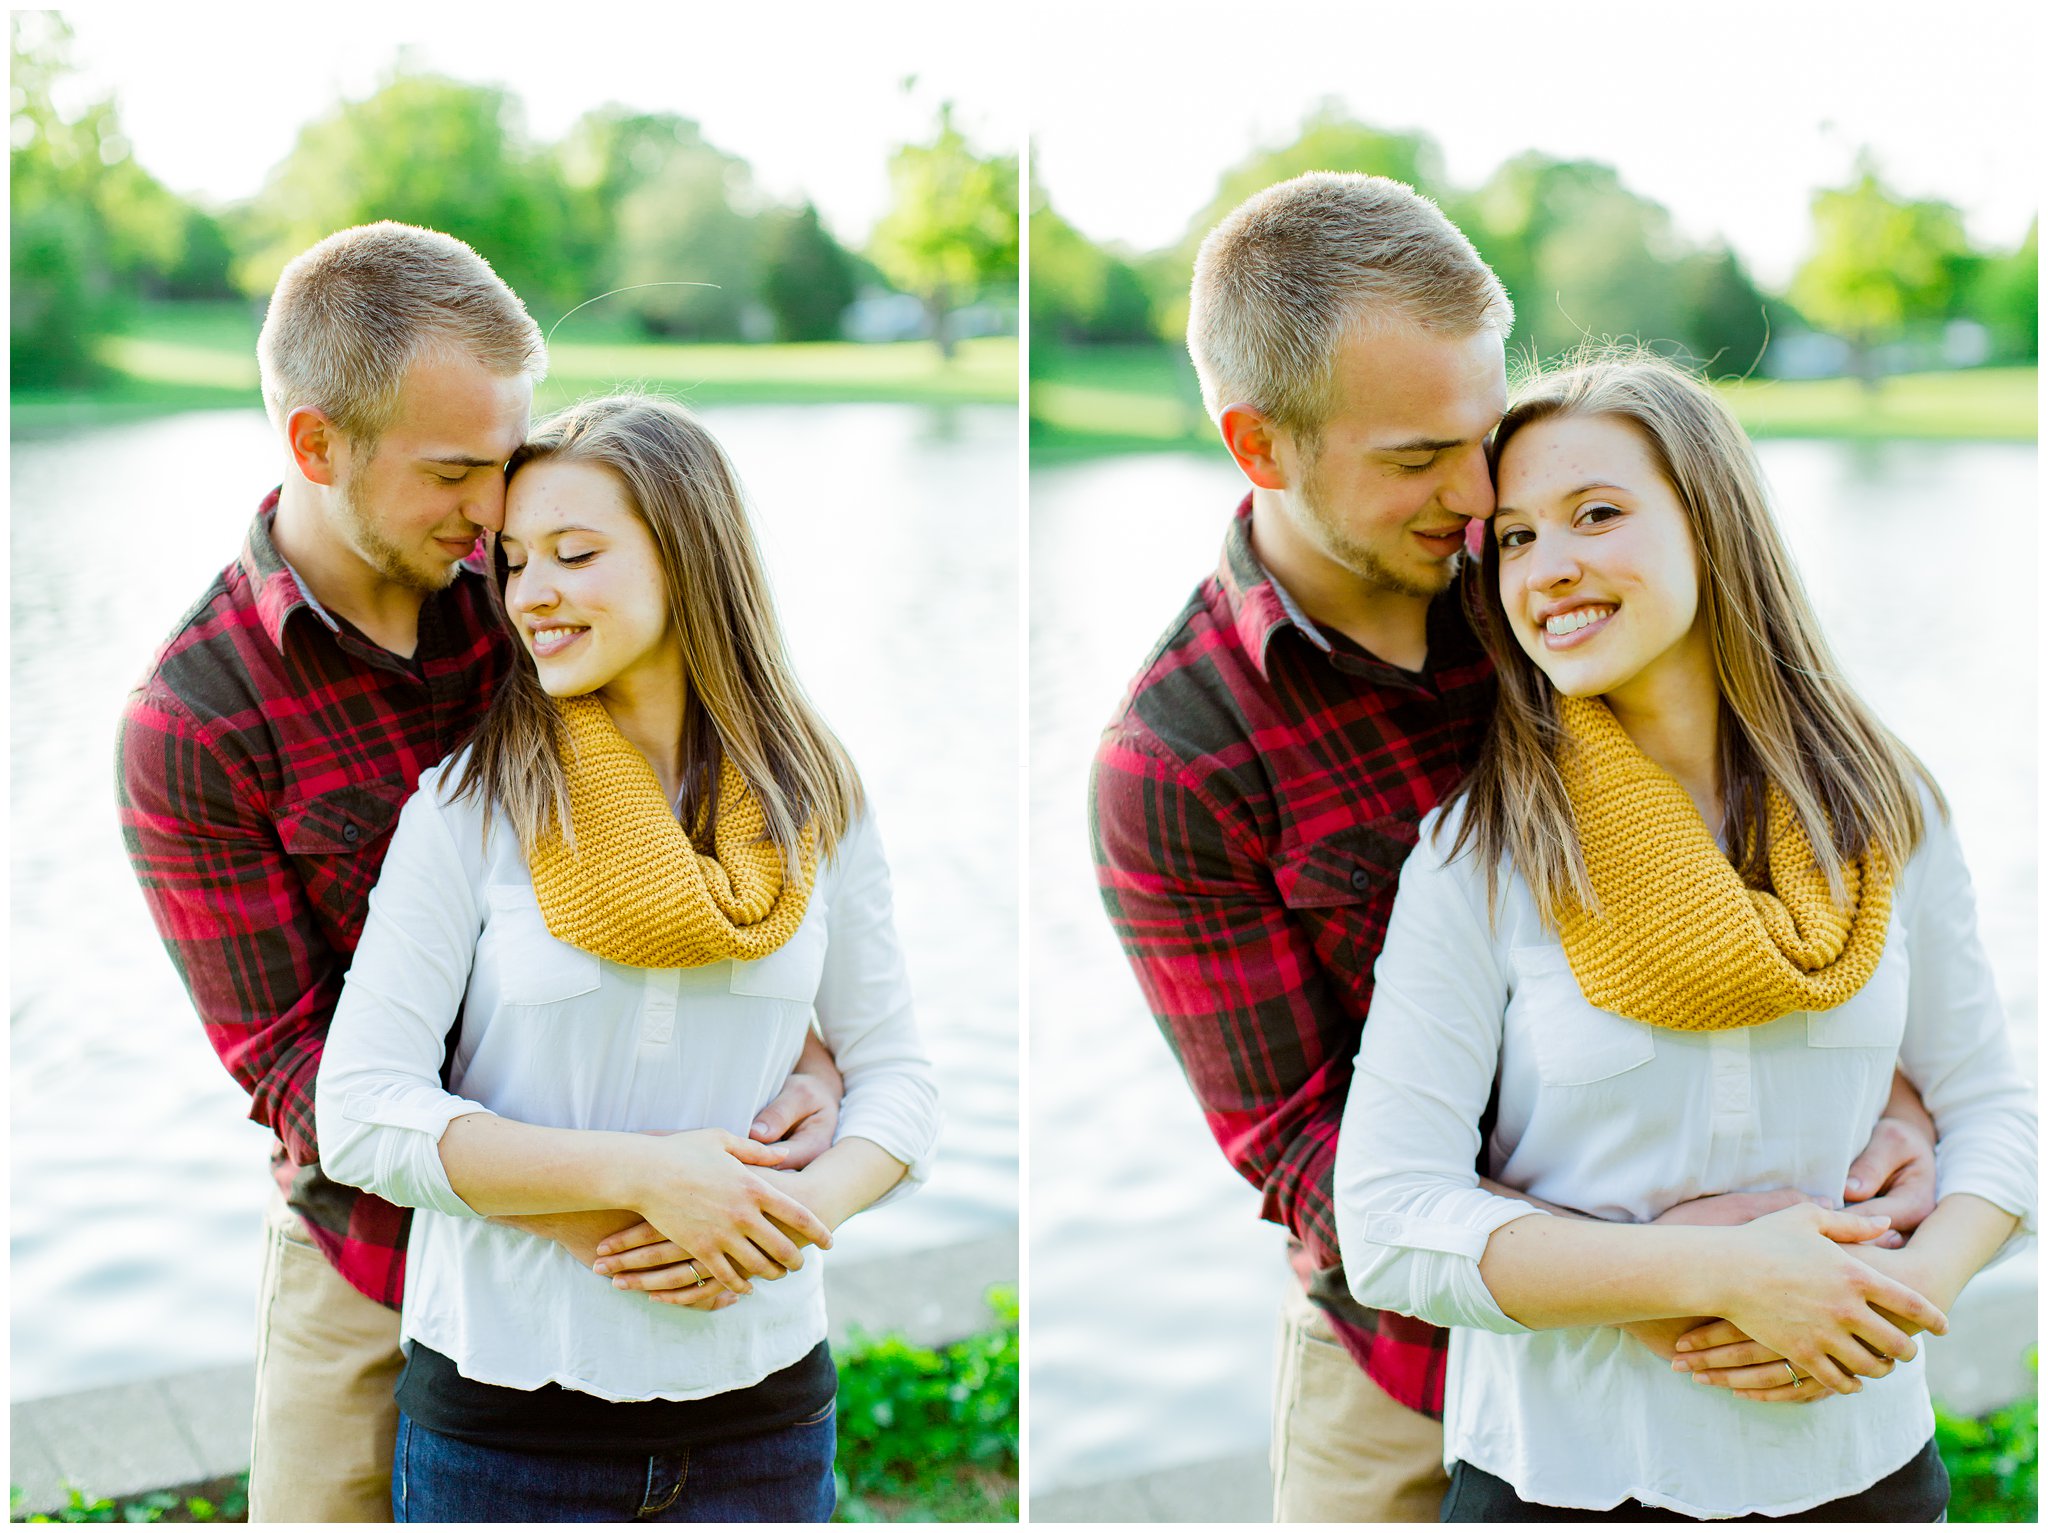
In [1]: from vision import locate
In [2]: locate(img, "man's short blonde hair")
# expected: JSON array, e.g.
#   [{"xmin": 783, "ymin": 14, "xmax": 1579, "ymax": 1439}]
[
  {"xmin": 1187, "ymin": 173, "xmax": 1513, "ymax": 442},
  {"xmin": 257, "ymin": 222, "xmax": 546, "ymax": 449}
]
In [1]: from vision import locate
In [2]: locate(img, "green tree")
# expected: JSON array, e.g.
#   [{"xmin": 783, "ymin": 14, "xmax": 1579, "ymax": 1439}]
[
  {"xmin": 608, "ymin": 131, "xmax": 766, "ymax": 340},
  {"xmin": 10, "ymin": 12, "xmax": 218, "ymax": 384},
  {"xmin": 1954, "ymin": 220, "xmax": 2037, "ymax": 363},
  {"xmin": 1669, "ymin": 244, "xmax": 1776, "ymax": 379},
  {"xmin": 1029, "ymin": 183, "xmax": 1154, "ymax": 351},
  {"xmin": 760, "ymin": 202, "xmax": 856, "ymax": 342},
  {"xmin": 1789, "ymin": 153, "xmax": 1970, "ymax": 387},
  {"xmin": 868, "ymin": 103, "xmax": 1018, "ymax": 358},
  {"xmin": 236, "ymin": 71, "xmax": 576, "ymax": 316},
  {"xmin": 1448, "ymin": 154, "xmax": 1701, "ymax": 367},
  {"xmin": 1140, "ymin": 106, "xmax": 1448, "ymax": 340},
  {"xmin": 1185, "ymin": 103, "xmax": 1447, "ymax": 247},
  {"xmin": 552, "ymin": 108, "xmax": 775, "ymax": 339}
]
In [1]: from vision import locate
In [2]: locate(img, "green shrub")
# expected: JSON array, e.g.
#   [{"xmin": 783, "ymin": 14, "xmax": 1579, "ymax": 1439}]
[
  {"xmin": 8, "ymin": 1478, "xmax": 245, "ymax": 1524},
  {"xmin": 833, "ymin": 1285, "xmax": 1019, "ymax": 1521},
  {"xmin": 1937, "ymin": 1357, "xmax": 2038, "ymax": 1523}
]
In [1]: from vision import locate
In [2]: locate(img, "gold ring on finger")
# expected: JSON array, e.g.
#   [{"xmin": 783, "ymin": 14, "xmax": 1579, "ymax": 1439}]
[
  {"xmin": 1783, "ymin": 1362, "xmax": 1799, "ymax": 1388},
  {"xmin": 688, "ymin": 1259, "xmax": 708, "ymax": 1288}
]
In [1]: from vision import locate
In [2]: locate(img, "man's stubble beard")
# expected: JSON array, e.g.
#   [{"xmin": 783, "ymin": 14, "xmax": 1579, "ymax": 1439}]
[
  {"xmin": 1297, "ymin": 451, "xmax": 1457, "ymax": 602},
  {"xmin": 336, "ymin": 459, "xmax": 462, "ymax": 596}
]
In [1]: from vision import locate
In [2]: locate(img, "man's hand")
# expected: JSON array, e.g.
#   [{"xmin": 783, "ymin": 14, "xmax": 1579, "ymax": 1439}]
[
  {"xmin": 750, "ymin": 1029, "xmax": 843, "ymax": 1169},
  {"xmin": 1615, "ymin": 1315, "xmax": 1721, "ymax": 1362},
  {"xmin": 492, "ymin": 1208, "xmax": 653, "ymax": 1266},
  {"xmin": 1843, "ymin": 1113, "xmax": 1937, "ymax": 1248},
  {"xmin": 1650, "ymin": 1187, "xmax": 1817, "ymax": 1228}
]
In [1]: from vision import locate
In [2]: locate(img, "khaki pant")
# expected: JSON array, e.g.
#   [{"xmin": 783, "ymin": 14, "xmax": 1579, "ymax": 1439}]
[
  {"xmin": 1270, "ymin": 1279, "xmax": 1449, "ymax": 1522},
  {"xmin": 248, "ymin": 1191, "xmax": 404, "ymax": 1522}
]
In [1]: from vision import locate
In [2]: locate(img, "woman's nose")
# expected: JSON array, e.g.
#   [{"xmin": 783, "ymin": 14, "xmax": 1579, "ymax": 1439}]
[
  {"xmin": 509, "ymin": 571, "xmax": 556, "ymax": 614},
  {"xmin": 1524, "ymin": 531, "xmax": 1579, "ymax": 591}
]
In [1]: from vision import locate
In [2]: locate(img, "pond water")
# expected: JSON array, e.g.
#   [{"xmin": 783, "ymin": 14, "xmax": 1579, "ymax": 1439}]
[
  {"xmin": 9, "ymin": 401, "xmax": 1019, "ymax": 1401},
  {"xmin": 1029, "ymin": 440, "xmax": 2038, "ymax": 1494}
]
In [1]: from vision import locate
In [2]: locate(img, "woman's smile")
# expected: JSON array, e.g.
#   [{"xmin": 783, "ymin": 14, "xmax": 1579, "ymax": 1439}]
[
  {"xmin": 527, "ymin": 623, "xmax": 589, "ymax": 660},
  {"xmin": 1537, "ymin": 600, "xmax": 1618, "ymax": 650}
]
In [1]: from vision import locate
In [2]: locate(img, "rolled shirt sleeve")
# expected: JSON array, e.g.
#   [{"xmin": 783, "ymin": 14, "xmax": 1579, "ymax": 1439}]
[
  {"xmin": 315, "ymin": 767, "xmax": 493, "ymax": 1220},
  {"xmin": 1335, "ymin": 810, "xmax": 1539, "ymax": 1335},
  {"xmin": 814, "ymin": 810, "xmax": 940, "ymax": 1208},
  {"xmin": 1898, "ymin": 797, "xmax": 2037, "ymax": 1248}
]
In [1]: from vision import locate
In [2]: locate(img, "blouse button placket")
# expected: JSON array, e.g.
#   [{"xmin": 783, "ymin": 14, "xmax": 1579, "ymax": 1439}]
[{"xmin": 641, "ymin": 966, "xmax": 679, "ymax": 1047}]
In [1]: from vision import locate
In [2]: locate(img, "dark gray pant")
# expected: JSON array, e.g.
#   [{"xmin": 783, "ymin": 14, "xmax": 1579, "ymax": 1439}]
[{"xmin": 1442, "ymin": 1436, "xmax": 1949, "ymax": 1522}]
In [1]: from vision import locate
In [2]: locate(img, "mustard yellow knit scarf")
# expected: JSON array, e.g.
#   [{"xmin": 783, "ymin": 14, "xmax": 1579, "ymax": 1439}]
[
  {"xmin": 528, "ymin": 695, "xmax": 817, "ymax": 968},
  {"xmin": 1554, "ymin": 695, "xmax": 1892, "ymax": 1032}
]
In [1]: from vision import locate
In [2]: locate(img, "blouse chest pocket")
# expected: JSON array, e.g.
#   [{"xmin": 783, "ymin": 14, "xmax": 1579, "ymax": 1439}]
[
  {"xmin": 1805, "ymin": 935, "xmax": 1909, "ymax": 1049},
  {"xmin": 1510, "ymin": 944, "xmax": 1657, "ymax": 1086},
  {"xmin": 729, "ymin": 913, "xmax": 828, "ymax": 1003},
  {"xmin": 483, "ymin": 885, "xmax": 602, "ymax": 1005}
]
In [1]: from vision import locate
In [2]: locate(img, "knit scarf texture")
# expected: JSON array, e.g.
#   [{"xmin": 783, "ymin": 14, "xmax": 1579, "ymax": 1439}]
[
  {"xmin": 1554, "ymin": 695, "xmax": 1892, "ymax": 1032},
  {"xmin": 528, "ymin": 695, "xmax": 817, "ymax": 968}
]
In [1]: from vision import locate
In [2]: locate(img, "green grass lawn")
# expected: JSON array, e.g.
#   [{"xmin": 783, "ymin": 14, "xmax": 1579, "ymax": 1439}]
[
  {"xmin": 1030, "ymin": 344, "xmax": 2038, "ymax": 462},
  {"xmin": 11, "ymin": 302, "xmax": 1016, "ymax": 434}
]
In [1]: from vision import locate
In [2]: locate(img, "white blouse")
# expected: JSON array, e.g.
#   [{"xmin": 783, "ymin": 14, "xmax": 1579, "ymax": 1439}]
[
  {"xmin": 1335, "ymin": 792, "xmax": 2035, "ymax": 1518},
  {"xmin": 316, "ymin": 755, "xmax": 940, "ymax": 1402}
]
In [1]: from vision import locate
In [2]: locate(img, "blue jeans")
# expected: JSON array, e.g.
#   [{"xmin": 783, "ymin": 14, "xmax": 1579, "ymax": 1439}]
[{"xmin": 391, "ymin": 1401, "xmax": 837, "ymax": 1522}]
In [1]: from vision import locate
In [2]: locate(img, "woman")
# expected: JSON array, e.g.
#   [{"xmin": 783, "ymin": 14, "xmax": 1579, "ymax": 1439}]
[
  {"xmin": 316, "ymin": 394, "xmax": 939, "ymax": 1522},
  {"xmin": 1333, "ymin": 353, "xmax": 2033, "ymax": 1520}
]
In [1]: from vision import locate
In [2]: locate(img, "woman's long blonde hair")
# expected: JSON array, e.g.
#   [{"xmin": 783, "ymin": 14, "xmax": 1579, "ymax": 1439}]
[
  {"xmin": 1446, "ymin": 349, "xmax": 1941, "ymax": 927},
  {"xmin": 453, "ymin": 393, "xmax": 863, "ymax": 864}
]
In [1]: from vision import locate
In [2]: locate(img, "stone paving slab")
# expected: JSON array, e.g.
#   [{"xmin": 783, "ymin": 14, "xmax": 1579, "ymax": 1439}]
[
  {"xmin": 156, "ymin": 1364, "xmax": 258, "ymax": 1481},
  {"xmin": 827, "ymin": 1229, "xmax": 1017, "ymax": 1349},
  {"xmin": 10, "ymin": 1233, "xmax": 1017, "ymax": 1516},
  {"xmin": 10, "ymin": 1377, "xmax": 208, "ymax": 1515},
  {"xmin": 1031, "ymin": 1450, "xmax": 1271, "ymax": 1522}
]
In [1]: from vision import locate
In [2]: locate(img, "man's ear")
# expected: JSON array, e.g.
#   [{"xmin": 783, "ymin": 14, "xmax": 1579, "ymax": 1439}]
[
  {"xmin": 285, "ymin": 406, "xmax": 344, "ymax": 487},
  {"xmin": 1218, "ymin": 403, "xmax": 1290, "ymax": 491}
]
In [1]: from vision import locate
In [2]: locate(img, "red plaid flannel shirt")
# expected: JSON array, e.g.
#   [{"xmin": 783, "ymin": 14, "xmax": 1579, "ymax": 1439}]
[
  {"xmin": 1089, "ymin": 496, "xmax": 1495, "ymax": 1418},
  {"xmin": 116, "ymin": 492, "xmax": 511, "ymax": 1308}
]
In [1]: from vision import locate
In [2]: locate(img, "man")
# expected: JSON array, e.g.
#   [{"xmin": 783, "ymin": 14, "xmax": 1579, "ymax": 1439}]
[
  {"xmin": 1089, "ymin": 173, "xmax": 1939, "ymax": 1522},
  {"xmin": 117, "ymin": 222, "xmax": 841, "ymax": 1521}
]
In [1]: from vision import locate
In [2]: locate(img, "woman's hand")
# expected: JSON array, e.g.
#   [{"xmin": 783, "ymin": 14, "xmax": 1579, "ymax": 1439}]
[
  {"xmin": 1707, "ymin": 1205, "xmax": 1946, "ymax": 1396},
  {"xmin": 1667, "ymin": 1314, "xmax": 1895, "ymax": 1402},
  {"xmin": 620, "ymin": 1128, "xmax": 834, "ymax": 1295},
  {"xmin": 584, "ymin": 1225, "xmax": 738, "ymax": 1310}
]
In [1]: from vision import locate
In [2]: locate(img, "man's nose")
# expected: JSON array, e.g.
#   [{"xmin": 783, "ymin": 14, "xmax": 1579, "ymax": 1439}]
[
  {"xmin": 466, "ymin": 477, "xmax": 508, "ymax": 534},
  {"xmin": 1442, "ymin": 447, "xmax": 1496, "ymax": 522}
]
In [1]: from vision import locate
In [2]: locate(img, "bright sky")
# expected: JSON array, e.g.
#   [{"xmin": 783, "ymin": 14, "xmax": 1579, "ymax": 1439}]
[
  {"xmin": 1029, "ymin": 0, "xmax": 2042, "ymax": 287},
  {"xmin": 46, "ymin": 2, "xmax": 1019, "ymax": 246}
]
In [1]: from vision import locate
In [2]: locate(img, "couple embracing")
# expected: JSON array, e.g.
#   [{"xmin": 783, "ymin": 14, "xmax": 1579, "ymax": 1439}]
[
  {"xmin": 1092, "ymin": 174, "xmax": 2033, "ymax": 1521},
  {"xmin": 118, "ymin": 223, "xmax": 939, "ymax": 1521}
]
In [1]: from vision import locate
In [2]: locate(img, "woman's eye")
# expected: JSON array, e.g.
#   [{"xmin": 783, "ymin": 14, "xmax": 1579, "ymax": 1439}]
[
  {"xmin": 1578, "ymin": 503, "xmax": 1622, "ymax": 525},
  {"xmin": 558, "ymin": 550, "xmax": 596, "ymax": 566},
  {"xmin": 504, "ymin": 562, "xmax": 525, "ymax": 576},
  {"xmin": 1497, "ymin": 527, "xmax": 1532, "ymax": 550}
]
